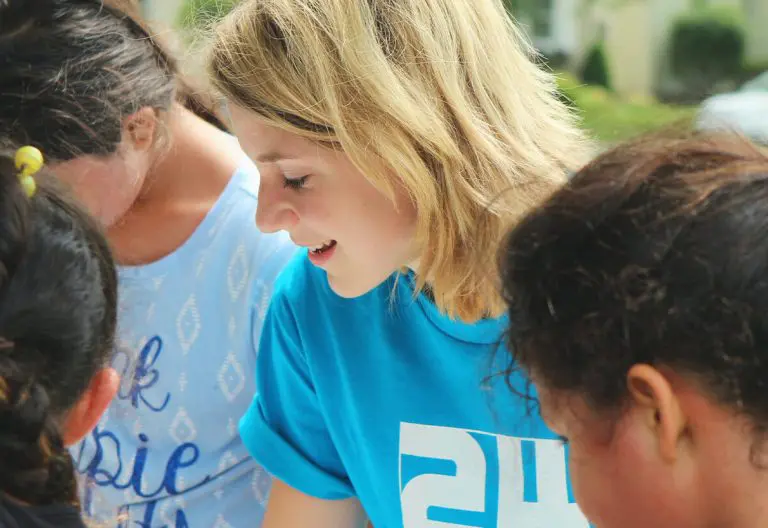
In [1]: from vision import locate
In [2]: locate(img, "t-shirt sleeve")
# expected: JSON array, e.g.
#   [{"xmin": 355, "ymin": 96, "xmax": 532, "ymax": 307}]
[{"xmin": 240, "ymin": 261, "xmax": 355, "ymax": 500}]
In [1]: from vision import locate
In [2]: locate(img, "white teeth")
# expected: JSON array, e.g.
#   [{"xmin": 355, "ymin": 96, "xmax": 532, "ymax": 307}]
[{"xmin": 309, "ymin": 240, "xmax": 334, "ymax": 253}]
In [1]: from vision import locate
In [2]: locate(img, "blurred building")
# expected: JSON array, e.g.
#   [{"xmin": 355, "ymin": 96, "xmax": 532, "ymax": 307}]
[
  {"xmin": 143, "ymin": 0, "xmax": 767, "ymax": 100},
  {"xmin": 524, "ymin": 0, "xmax": 765, "ymax": 99}
]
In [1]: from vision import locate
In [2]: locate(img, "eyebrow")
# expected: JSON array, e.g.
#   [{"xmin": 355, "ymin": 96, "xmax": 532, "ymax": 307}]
[{"xmin": 254, "ymin": 151, "xmax": 287, "ymax": 163}]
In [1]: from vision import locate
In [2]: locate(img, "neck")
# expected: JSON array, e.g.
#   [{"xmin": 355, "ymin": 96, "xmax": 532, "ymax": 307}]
[
  {"xmin": 138, "ymin": 103, "xmax": 240, "ymax": 207},
  {"xmin": 107, "ymin": 103, "xmax": 242, "ymax": 264}
]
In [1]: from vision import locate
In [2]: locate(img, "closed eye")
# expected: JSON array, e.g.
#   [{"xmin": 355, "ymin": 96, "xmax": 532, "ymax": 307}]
[{"xmin": 283, "ymin": 175, "xmax": 310, "ymax": 190}]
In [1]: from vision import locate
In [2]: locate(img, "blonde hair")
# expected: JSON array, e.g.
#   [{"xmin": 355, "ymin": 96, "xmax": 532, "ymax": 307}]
[{"xmin": 208, "ymin": 0, "xmax": 592, "ymax": 321}]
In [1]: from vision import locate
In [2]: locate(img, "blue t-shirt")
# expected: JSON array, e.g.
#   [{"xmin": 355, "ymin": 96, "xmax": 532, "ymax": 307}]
[
  {"xmin": 240, "ymin": 252, "xmax": 590, "ymax": 527},
  {"xmin": 72, "ymin": 158, "xmax": 296, "ymax": 527}
]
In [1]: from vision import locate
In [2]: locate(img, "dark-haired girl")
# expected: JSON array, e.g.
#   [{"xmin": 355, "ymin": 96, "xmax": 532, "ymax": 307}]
[
  {"xmin": 0, "ymin": 147, "xmax": 117, "ymax": 528},
  {"xmin": 501, "ymin": 134, "xmax": 768, "ymax": 528},
  {"xmin": 0, "ymin": 0, "xmax": 295, "ymax": 525}
]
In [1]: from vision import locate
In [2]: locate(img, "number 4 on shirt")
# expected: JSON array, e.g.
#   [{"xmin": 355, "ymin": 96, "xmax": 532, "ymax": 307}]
[{"xmin": 399, "ymin": 423, "xmax": 590, "ymax": 527}]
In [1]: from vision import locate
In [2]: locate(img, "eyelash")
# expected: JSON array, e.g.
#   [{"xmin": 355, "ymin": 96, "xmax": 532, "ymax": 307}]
[{"xmin": 282, "ymin": 175, "xmax": 310, "ymax": 191}]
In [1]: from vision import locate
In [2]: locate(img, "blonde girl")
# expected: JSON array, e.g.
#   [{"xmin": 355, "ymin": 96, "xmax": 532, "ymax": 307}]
[{"xmin": 209, "ymin": 0, "xmax": 592, "ymax": 526}]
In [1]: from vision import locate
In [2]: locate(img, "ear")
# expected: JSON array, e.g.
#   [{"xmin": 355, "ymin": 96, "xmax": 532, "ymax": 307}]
[
  {"xmin": 61, "ymin": 367, "xmax": 119, "ymax": 446},
  {"xmin": 123, "ymin": 107, "xmax": 158, "ymax": 152},
  {"xmin": 626, "ymin": 364, "xmax": 688, "ymax": 463}
]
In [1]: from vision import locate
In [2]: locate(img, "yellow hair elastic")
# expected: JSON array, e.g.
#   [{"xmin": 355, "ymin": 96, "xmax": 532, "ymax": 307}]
[{"xmin": 14, "ymin": 146, "xmax": 43, "ymax": 198}]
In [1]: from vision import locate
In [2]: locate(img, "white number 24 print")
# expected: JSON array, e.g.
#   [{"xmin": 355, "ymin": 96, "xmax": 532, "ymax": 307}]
[{"xmin": 399, "ymin": 423, "xmax": 590, "ymax": 527}]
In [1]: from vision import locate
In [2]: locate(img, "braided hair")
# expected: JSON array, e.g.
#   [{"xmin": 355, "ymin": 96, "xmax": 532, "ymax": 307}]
[{"xmin": 0, "ymin": 152, "xmax": 117, "ymax": 506}]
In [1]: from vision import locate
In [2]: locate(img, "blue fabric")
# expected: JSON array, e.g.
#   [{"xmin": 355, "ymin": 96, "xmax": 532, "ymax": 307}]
[
  {"xmin": 71, "ymin": 158, "xmax": 297, "ymax": 527},
  {"xmin": 241, "ymin": 252, "xmax": 590, "ymax": 527}
]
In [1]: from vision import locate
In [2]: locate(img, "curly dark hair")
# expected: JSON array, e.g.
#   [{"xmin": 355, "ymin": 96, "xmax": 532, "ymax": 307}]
[
  {"xmin": 500, "ymin": 134, "xmax": 768, "ymax": 434},
  {"xmin": 0, "ymin": 152, "xmax": 117, "ymax": 506}
]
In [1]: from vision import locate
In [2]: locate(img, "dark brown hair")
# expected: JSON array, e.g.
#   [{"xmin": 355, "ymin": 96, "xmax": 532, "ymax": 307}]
[
  {"xmin": 0, "ymin": 152, "xmax": 117, "ymax": 506},
  {"xmin": 0, "ymin": 0, "xmax": 225, "ymax": 162},
  {"xmin": 501, "ymin": 134, "xmax": 768, "ymax": 432},
  {"xmin": 104, "ymin": 0, "xmax": 228, "ymax": 131}
]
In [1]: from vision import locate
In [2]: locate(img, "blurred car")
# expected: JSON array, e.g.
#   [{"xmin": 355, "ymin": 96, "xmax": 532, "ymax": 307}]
[{"xmin": 696, "ymin": 71, "xmax": 768, "ymax": 144}]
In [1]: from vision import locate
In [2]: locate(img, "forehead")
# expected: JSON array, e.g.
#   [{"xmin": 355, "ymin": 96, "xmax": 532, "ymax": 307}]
[{"xmin": 227, "ymin": 103, "xmax": 315, "ymax": 163}]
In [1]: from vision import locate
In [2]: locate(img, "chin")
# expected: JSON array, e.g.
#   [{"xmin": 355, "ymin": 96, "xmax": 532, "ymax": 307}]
[{"xmin": 326, "ymin": 273, "xmax": 383, "ymax": 299}]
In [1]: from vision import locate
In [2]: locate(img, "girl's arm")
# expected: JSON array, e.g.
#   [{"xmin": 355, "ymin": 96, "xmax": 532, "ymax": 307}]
[{"xmin": 264, "ymin": 479, "xmax": 368, "ymax": 528}]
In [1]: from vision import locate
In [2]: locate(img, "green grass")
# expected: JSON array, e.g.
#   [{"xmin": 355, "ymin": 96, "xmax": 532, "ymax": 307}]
[
  {"xmin": 557, "ymin": 73, "xmax": 698, "ymax": 144},
  {"xmin": 175, "ymin": 0, "xmax": 695, "ymax": 146},
  {"xmin": 177, "ymin": 0, "xmax": 238, "ymax": 29}
]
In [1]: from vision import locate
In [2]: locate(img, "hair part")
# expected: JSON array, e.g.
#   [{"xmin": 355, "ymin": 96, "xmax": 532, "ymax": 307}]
[
  {"xmin": 501, "ymin": 132, "xmax": 768, "ymax": 443},
  {"xmin": 0, "ymin": 152, "xmax": 117, "ymax": 506},
  {"xmin": 208, "ymin": 0, "xmax": 592, "ymax": 321}
]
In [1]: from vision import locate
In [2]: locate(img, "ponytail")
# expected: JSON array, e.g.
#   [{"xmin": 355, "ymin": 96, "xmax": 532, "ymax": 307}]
[{"xmin": 0, "ymin": 362, "xmax": 78, "ymax": 506}]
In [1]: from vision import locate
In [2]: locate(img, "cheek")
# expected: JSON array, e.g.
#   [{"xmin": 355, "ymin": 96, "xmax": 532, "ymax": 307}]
[
  {"xmin": 308, "ymin": 178, "xmax": 416, "ymax": 247},
  {"xmin": 350, "ymin": 182, "xmax": 416, "ymax": 244},
  {"xmin": 569, "ymin": 433, "xmax": 687, "ymax": 528},
  {"xmin": 52, "ymin": 159, "xmax": 103, "ymax": 205},
  {"xmin": 52, "ymin": 158, "xmax": 144, "ymax": 226},
  {"xmin": 570, "ymin": 450, "xmax": 645, "ymax": 524},
  {"xmin": 347, "ymin": 199, "xmax": 416, "ymax": 262}
]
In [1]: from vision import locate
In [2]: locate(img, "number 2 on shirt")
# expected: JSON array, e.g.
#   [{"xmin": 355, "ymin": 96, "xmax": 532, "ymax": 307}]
[{"xmin": 399, "ymin": 423, "xmax": 590, "ymax": 527}]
